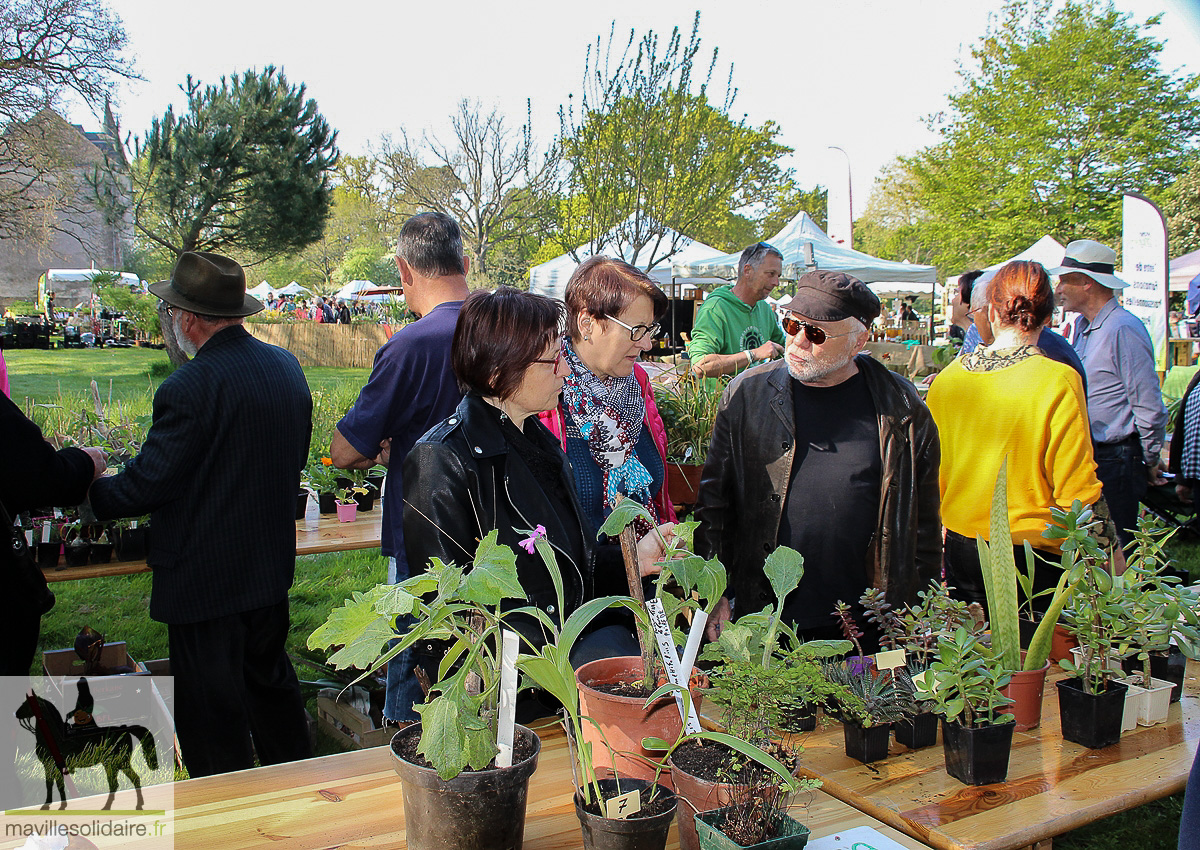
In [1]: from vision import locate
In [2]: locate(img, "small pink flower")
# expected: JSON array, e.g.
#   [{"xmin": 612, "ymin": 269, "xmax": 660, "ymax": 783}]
[{"xmin": 519, "ymin": 524, "xmax": 547, "ymax": 554}]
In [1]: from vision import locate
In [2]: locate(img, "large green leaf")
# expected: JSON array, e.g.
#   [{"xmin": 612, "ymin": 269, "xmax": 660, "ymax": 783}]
[
  {"xmin": 463, "ymin": 532, "xmax": 524, "ymax": 607},
  {"xmin": 984, "ymin": 460, "xmax": 1021, "ymax": 672},
  {"xmin": 598, "ymin": 497, "xmax": 653, "ymax": 538},
  {"xmin": 763, "ymin": 546, "xmax": 805, "ymax": 608},
  {"xmin": 414, "ymin": 680, "xmax": 496, "ymax": 780}
]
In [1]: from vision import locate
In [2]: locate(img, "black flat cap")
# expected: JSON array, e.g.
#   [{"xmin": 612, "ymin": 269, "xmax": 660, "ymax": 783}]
[{"xmin": 781, "ymin": 270, "xmax": 880, "ymax": 327}]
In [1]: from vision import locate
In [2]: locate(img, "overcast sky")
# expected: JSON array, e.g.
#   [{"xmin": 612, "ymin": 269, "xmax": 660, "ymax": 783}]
[{"xmin": 82, "ymin": 0, "xmax": 1200, "ymax": 235}]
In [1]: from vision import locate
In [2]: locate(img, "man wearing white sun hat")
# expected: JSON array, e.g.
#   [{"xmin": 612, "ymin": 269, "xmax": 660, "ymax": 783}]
[{"xmin": 1052, "ymin": 239, "xmax": 1168, "ymax": 549}]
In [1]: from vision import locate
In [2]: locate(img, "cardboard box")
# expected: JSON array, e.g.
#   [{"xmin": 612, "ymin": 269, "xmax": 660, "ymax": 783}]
[
  {"xmin": 317, "ymin": 694, "xmax": 391, "ymax": 749},
  {"xmin": 42, "ymin": 641, "xmax": 147, "ymax": 698}
]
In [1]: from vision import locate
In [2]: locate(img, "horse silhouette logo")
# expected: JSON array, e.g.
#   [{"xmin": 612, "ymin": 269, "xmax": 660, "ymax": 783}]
[{"xmin": 14, "ymin": 678, "xmax": 158, "ymax": 810}]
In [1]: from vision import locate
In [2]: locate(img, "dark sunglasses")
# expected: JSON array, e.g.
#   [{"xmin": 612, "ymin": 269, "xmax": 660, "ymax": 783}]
[{"xmin": 781, "ymin": 314, "xmax": 856, "ymax": 345}]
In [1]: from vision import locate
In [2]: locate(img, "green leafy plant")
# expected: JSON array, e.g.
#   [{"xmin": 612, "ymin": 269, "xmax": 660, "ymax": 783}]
[
  {"xmin": 652, "ymin": 369, "xmax": 727, "ymax": 464},
  {"xmin": 928, "ymin": 626, "xmax": 1013, "ymax": 728},
  {"xmin": 1049, "ymin": 502, "xmax": 1124, "ymax": 695},
  {"xmin": 827, "ymin": 664, "xmax": 917, "ymax": 728}
]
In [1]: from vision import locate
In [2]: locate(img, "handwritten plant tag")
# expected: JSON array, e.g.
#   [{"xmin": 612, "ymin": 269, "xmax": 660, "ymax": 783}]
[
  {"xmin": 874, "ymin": 648, "xmax": 906, "ymax": 671},
  {"xmin": 41, "ymin": 521, "xmax": 51, "ymax": 544},
  {"xmin": 604, "ymin": 789, "xmax": 641, "ymax": 820}
]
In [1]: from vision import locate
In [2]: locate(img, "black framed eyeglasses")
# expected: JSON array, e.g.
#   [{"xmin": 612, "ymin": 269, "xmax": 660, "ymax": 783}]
[
  {"xmin": 781, "ymin": 314, "xmax": 856, "ymax": 345},
  {"xmin": 604, "ymin": 314, "xmax": 662, "ymax": 342},
  {"xmin": 531, "ymin": 340, "xmax": 564, "ymax": 370}
]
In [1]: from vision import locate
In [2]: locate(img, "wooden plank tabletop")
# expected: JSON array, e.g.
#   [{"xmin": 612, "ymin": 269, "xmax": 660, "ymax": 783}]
[
  {"xmin": 41, "ymin": 509, "xmax": 384, "ymax": 582},
  {"xmin": 788, "ymin": 661, "xmax": 1199, "ymax": 850},
  {"xmin": 164, "ymin": 721, "xmax": 932, "ymax": 850}
]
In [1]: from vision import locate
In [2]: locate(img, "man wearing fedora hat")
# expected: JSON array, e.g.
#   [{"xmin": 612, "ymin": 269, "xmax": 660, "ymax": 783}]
[
  {"xmin": 1052, "ymin": 238, "xmax": 1168, "ymax": 549},
  {"xmin": 90, "ymin": 251, "xmax": 314, "ymax": 777},
  {"xmin": 696, "ymin": 270, "xmax": 941, "ymax": 644}
]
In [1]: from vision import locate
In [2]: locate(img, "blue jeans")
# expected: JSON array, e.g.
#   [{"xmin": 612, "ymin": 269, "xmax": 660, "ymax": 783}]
[
  {"xmin": 383, "ymin": 557, "xmax": 422, "ymax": 723},
  {"xmin": 1093, "ymin": 436, "xmax": 1147, "ymax": 551}
]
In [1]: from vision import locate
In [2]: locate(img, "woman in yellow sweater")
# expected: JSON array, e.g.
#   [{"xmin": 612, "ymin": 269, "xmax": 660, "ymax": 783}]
[{"xmin": 927, "ymin": 260, "xmax": 1113, "ymax": 612}]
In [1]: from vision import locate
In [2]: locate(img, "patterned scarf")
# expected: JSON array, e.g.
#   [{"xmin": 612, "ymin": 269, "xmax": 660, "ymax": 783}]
[{"xmin": 560, "ymin": 337, "xmax": 653, "ymax": 509}]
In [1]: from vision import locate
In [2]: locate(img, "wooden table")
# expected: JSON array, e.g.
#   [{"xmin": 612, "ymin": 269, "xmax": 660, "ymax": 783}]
[
  {"xmin": 41, "ymin": 510, "xmax": 384, "ymax": 582},
  {"xmin": 161, "ymin": 723, "xmax": 930, "ymax": 850},
  {"xmin": 790, "ymin": 663, "xmax": 1199, "ymax": 850}
]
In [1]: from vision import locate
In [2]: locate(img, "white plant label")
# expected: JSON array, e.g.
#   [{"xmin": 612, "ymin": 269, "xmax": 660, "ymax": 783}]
[
  {"xmin": 645, "ymin": 598, "xmax": 701, "ymax": 733},
  {"xmin": 53, "ymin": 508, "xmax": 61, "ymax": 518},
  {"xmin": 495, "ymin": 628, "xmax": 519, "ymax": 769},
  {"xmin": 41, "ymin": 521, "xmax": 51, "ymax": 544},
  {"xmin": 25, "ymin": 530, "xmax": 34, "ymax": 547},
  {"xmin": 874, "ymin": 649, "xmax": 906, "ymax": 671},
  {"xmin": 604, "ymin": 789, "xmax": 641, "ymax": 820}
]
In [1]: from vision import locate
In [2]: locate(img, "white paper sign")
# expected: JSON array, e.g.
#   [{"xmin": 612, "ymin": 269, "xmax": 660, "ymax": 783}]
[{"xmin": 807, "ymin": 825, "xmax": 914, "ymax": 850}]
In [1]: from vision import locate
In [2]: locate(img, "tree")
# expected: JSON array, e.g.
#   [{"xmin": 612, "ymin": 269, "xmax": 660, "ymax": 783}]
[
  {"xmin": 556, "ymin": 13, "xmax": 792, "ymax": 270},
  {"xmin": 376, "ymin": 99, "xmax": 558, "ymax": 283},
  {"xmin": 0, "ymin": 0, "xmax": 135, "ymax": 243},
  {"xmin": 904, "ymin": 0, "xmax": 1200, "ymax": 272},
  {"xmin": 132, "ymin": 65, "xmax": 339, "ymax": 258},
  {"xmin": 854, "ymin": 159, "xmax": 937, "ymax": 265},
  {"xmin": 1165, "ymin": 158, "xmax": 1200, "ymax": 256}
]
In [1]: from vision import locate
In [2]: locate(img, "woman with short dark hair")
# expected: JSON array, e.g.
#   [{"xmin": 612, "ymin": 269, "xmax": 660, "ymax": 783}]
[
  {"xmin": 928, "ymin": 260, "xmax": 1115, "ymax": 612},
  {"xmin": 404, "ymin": 287, "xmax": 666, "ymax": 657}
]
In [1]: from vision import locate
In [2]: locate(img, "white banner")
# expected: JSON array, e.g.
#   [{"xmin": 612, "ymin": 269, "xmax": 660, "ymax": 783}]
[{"xmin": 1121, "ymin": 193, "xmax": 1170, "ymax": 370}]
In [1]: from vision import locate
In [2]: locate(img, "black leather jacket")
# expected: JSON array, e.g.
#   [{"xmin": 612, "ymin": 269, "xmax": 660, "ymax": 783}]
[
  {"xmin": 695, "ymin": 355, "xmax": 942, "ymax": 615},
  {"xmin": 402, "ymin": 395, "xmax": 593, "ymax": 639}
]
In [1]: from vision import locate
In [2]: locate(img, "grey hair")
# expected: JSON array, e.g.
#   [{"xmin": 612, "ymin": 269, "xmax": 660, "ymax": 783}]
[
  {"xmin": 395, "ymin": 212, "xmax": 466, "ymax": 277},
  {"xmin": 737, "ymin": 242, "xmax": 784, "ymax": 279},
  {"xmin": 970, "ymin": 272, "xmax": 993, "ymax": 312}
]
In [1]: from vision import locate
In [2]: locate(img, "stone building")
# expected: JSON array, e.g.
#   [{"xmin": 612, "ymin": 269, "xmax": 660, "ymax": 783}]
[{"xmin": 0, "ymin": 107, "xmax": 133, "ymax": 307}]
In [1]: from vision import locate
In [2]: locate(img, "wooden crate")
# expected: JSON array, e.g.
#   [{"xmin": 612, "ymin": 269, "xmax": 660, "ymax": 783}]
[
  {"xmin": 317, "ymin": 694, "xmax": 392, "ymax": 749},
  {"xmin": 42, "ymin": 642, "xmax": 147, "ymax": 700}
]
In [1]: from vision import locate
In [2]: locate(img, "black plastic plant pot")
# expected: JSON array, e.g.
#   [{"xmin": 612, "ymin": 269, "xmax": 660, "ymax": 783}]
[
  {"xmin": 894, "ymin": 711, "xmax": 938, "ymax": 750},
  {"xmin": 36, "ymin": 542, "xmax": 60, "ymax": 570},
  {"xmin": 295, "ymin": 491, "xmax": 309, "ymax": 520},
  {"xmin": 1121, "ymin": 649, "xmax": 1186, "ymax": 704},
  {"xmin": 941, "ymin": 718, "xmax": 1015, "ymax": 786},
  {"xmin": 1056, "ymin": 677, "xmax": 1128, "ymax": 749},
  {"xmin": 694, "ymin": 805, "xmax": 812, "ymax": 850},
  {"xmin": 779, "ymin": 701, "xmax": 817, "ymax": 734},
  {"xmin": 115, "ymin": 527, "xmax": 148, "ymax": 561},
  {"xmin": 575, "ymin": 778, "xmax": 677, "ymax": 850},
  {"xmin": 88, "ymin": 542, "xmax": 113, "ymax": 564},
  {"xmin": 63, "ymin": 541, "xmax": 90, "ymax": 567},
  {"xmin": 390, "ymin": 722, "xmax": 540, "ymax": 850},
  {"xmin": 843, "ymin": 720, "xmax": 891, "ymax": 764},
  {"xmin": 317, "ymin": 491, "xmax": 338, "ymax": 514},
  {"xmin": 354, "ymin": 491, "xmax": 375, "ymax": 512}
]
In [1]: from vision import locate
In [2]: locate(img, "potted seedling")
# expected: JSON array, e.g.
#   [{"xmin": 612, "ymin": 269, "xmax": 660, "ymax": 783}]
[
  {"xmin": 310, "ymin": 530, "xmax": 553, "ymax": 850},
  {"xmin": 678, "ymin": 549, "xmax": 851, "ymax": 850},
  {"xmin": 573, "ymin": 498, "xmax": 723, "ymax": 787},
  {"xmin": 305, "ymin": 456, "xmax": 342, "ymax": 514},
  {"xmin": 111, "ymin": 516, "xmax": 150, "ymax": 561},
  {"xmin": 928, "ymin": 625, "xmax": 1015, "ymax": 786},
  {"xmin": 32, "ymin": 515, "xmax": 61, "ymax": 569},
  {"xmin": 832, "ymin": 601, "xmax": 874, "ymax": 676},
  {"xmin": 89, "ymin": 529, "xmax": 113, "ymax": 564},
  {"xmin": 652, "ymin": 370, "xmax": 727, "ymax": 509},
  {"xmin": 863, "ymin": 583, "xmax": 973, "ymax": 749},
  {"xmin": 1050, "ymin": 502, "xmax": 1130, "ymax": 750},
  {"xmin": 1112, "ymin": 518, "xmax": 1200, "ymax": 713},
  {"xmin": 334, "ymin": 484, "xmax": 367, "ymax": 523},
  {"xmin": 60, "ymin": 519, "xmax": 90, "ymax": 567},
  {"xmin": 978, "ymin": 462, "xmax": 1073, "ymax": 731}
]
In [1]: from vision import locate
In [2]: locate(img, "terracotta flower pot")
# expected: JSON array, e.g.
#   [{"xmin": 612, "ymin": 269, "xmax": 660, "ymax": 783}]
[
  {"xmin": 667, "ymin": 463, "xmax": 703, "ymax": 506},
  {"xmin": 575, "ymin": 656, "xmax": 704, "ymax": 789},
  {"xmin": 669, "ymin": 753, "xmax": 736, "ymax": 850},
  {"xmin": 998, "ymin": 657, "xmax": 1050, "ymax": 732}
]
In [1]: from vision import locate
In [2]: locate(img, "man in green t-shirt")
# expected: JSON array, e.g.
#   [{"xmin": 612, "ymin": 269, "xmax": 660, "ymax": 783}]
[{"xmin": 688, "ymin": 241, "xmax": 786, "ymax": 377}]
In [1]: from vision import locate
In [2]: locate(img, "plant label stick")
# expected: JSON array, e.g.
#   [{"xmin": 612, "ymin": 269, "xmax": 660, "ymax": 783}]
[
  {"xmin": 604, "ymin": 789, "xmax": 641, "ymax": 820},
  {"xmin": 645, "ymin": 599, "xmax": 701, "ymax": 732},
  {"xmin": 678, "ymin": 611, "xmax": 708, "ymax": 685},
  {"xmin": 496, "ymin": 628, "xmax": 519, "ymax": 769},
  {"xmin": 41, "ymin": 521, "xmax": 51, "ymax": 544},
  {"xmin": 875, "ymin": 648, "xmax": 906, "ymax": 671}
]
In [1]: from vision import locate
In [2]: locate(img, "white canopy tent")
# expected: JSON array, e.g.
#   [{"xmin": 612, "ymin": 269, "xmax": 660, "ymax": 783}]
[
  {"xmin": 1170, "ymin": 249, "xmax": 1200, "ymax": 293},
  {"xmin": 671, "ymin": 211, "xmax": 938, "ymax": 285},
  {"xmin": 276, "ymin": 281, "xmax": 312, "ymax": 297},
  {"xmin": 333, "ymin": 279, "xmax": 401, "ymax": 304},
  {"xmin": 947, "ymin": 236, "xmax": 1066, "ymax": 293},
  {"xmin": 528, "ymin": 221, "xmax": 725, "ymax": 302},
  {"xmin": 247, "ymin": 281, "xmax": 276, "ymax": 299}
]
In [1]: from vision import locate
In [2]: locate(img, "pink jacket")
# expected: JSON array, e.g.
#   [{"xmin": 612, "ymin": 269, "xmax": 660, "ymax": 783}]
[{"xmin": 538, "ymin": 363, "xmax": 677, "ymax": 525}]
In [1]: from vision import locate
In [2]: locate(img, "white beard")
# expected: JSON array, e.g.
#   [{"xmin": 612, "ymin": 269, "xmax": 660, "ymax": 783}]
[{"xmin": 173, "ymin": 310, "xmax": 199, "ymax": 358}]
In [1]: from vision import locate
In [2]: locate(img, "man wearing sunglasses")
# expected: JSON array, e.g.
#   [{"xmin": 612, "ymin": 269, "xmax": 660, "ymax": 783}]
[
  {"xmin": 688, "ymin": 241, "xmax": 786, "ymax": 377},
  {"xmin": 696, "ymin": 270, "xmax": 942, "ymax": 644}
]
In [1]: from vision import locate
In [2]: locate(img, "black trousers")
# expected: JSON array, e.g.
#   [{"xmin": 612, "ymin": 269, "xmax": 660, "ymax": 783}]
[
  {"xmin": 943, "ymin": 529, "xmax": 1062, "ymax": 619},
  {"xmin": 1093, "ymin": 435, "xmax": 1147, "ymax": 551},
  {"xmin": 168, "ymin": 599, "xmax": 311, "ymax": 777}
]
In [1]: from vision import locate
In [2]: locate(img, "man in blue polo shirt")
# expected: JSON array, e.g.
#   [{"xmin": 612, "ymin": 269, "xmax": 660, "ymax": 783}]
[{"xmin": 331, "ymin": 212, "xmax": 469, "ymax": 723}]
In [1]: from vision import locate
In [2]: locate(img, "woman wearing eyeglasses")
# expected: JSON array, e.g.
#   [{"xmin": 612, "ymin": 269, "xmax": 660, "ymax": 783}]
[
  {"xmin": 927, "ymin": 260, "xmax": 1116, "ymax": 614},
  {"xmin": 537, "ymin": 257, "xmax": 678, "ymax": 657}
]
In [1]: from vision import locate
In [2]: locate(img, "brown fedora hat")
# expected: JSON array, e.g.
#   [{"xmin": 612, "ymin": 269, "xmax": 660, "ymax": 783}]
[{"xmin": 148, "ymin": 252, "xmax": 264, "ymax": 317}]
